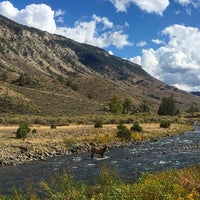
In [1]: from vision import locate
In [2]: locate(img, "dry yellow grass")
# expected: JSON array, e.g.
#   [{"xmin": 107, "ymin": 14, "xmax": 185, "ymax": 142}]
[{"xmin": 0, "ymin": 123, "xmax": 192, "ymax": 148}]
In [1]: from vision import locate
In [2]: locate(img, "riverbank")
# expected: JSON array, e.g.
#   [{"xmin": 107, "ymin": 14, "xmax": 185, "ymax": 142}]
[{"xmin": 0, "ymin": 123, "xmax": 193, "ymax": 166}]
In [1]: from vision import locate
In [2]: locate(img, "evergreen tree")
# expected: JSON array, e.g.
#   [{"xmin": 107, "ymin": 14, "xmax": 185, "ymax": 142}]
[{"xmin": 158, "ymin": 96, "xmax": 177, "ymax": 116}]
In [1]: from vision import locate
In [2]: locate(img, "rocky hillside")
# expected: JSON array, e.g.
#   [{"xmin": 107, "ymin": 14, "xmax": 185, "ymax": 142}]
[{"xmin": 0, "ymin": 14, "xmax": 199, "ymax": 116}]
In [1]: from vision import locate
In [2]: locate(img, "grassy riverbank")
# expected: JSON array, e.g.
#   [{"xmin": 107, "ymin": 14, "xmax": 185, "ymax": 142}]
[
  {"xmin": 0, "ymin": 122, "xmax": 192, "ymax": 165},
  {"xmin": 0, "ymin": 122, "xmax": 193, "ymax": 145},
  {"xmin": 1, "ymin": 164, "xmax": 200, "ymax": 199}
]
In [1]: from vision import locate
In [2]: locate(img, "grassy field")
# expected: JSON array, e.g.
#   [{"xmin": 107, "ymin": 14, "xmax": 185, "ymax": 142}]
[{"xmin": 0, "ymin": 122, "xmax": 192, "ymax": 148}]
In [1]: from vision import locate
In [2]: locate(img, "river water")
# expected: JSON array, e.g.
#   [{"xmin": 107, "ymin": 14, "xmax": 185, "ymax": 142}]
[{"xmin": 0, "ymin": 126, "xmax": 200, "ymax": 195}]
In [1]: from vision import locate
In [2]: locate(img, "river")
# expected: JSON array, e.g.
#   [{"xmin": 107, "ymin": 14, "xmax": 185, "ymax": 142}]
[{"xmin": 0, "ymin": 126, "xmax": 200, "ymax": 195}]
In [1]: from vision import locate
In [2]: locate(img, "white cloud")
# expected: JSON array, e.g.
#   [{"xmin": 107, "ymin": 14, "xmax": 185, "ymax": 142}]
[
  {"xmin": 56, "ymin": 16, "xmax": 64, "ymax": 23},
  {"xmin": 124, "ymin": 22, "xmax": 129, "ymax": 27},
  {"xmin": 92, "ymin": 14, "xmax": 113, "ymax": 29},
  {"xmin": 0, "ymin": 1, "xmax": 131, "ymax": 49},
  {"xmin": 136, "ymin": 41, "xmax": 147, "ymax": 47},
  {"xmin": 176, "ymin": 0, "xmax": 200, "ymax": 9},
  {"xmin": 55, "ymin": 9, "xmax": 65, "ymax": 17},
  {"xmin": 56, "ymin": 15, "xmax": 132, "ymax": 49},
  {"xmin": 109, "ymin": 0, "xmax": 131, "ymax": 12},
  {"xmin": 152, "ymin": 39, "xmax": 165, "ymax": 45},
  {"xmin": 107, "ymin": 30, "xmax": 132, "ymax": 48},
  {"xmin": 176, "ymin": 0, "xmax": 191, "ymax": 5},
  {"xmin": 0, "ymin": 1, "xmax": 56, "ymax": 33},
  {"xmin": 109, "ymin": 0, "xmax": 200, "ymax": 15},
  {"xmin": 0, "ymin": 1, "xmax": 18, "ymax": 18},
  {"xmin": 130, "ymin": 24, "xmax": 200, "ymax": 91},
  {"xmin": 186, "ymin": 7, "xmax": 192, "ymax": 15},
  {"xmin": 175, "ymin": 0, "xmax": 200, "ymax": 15},
  {"xmin": 133, "ymin": 0, "xmax": 170, "ymax": 15},
  {"xmin": 174, "ymin": 10, "xmax": 181, "ymax": 14},
  {"xmin": 55, "ymin": 9, "xmax": 65, "ymax": 23},
  {"xmin": 129, "ymin": 56, "xmax": 141, "ymax": 65},
  {"xmin": 109, "ymin": 0, "xmax": 170, "ymax": 15},
  {"xmin": 108, "ymin": 50, "xmax": 114, "ymax": 55}
]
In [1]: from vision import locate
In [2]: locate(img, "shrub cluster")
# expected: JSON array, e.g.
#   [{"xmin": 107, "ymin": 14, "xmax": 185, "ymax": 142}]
[
  {"xmin": 131, "ymin": 121, "xmax": 143, "ymax": 132},
  {"xmin": 117, "ymin": 124, "xmax": 131, "ymax": 141},
  {"xmin": 66, "ymin": 79, "xmax": 78, "ymax": 91},
  {"xmin": 160, "ymin": 120, "xmax": 171, "ymax": 128},
  {"xmin": 16, "ymin": 122, "xmax": 30, "ymax": 139},
  {"xmin": 50, "ymin": 123, "xmax": 56, "ymax": 129},
  {"xmin": 94, "ymin": 119, "xmax": 103, "ymax": 128},
  {"xmin": 12, "ymin": 73, "xmax": 38, "ymax": 87}
]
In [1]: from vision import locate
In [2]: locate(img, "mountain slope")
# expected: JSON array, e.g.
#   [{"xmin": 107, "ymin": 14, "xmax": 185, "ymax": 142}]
[{"xmin": 0, "ymin": 14, "xmax": 199, "ymax": 116}]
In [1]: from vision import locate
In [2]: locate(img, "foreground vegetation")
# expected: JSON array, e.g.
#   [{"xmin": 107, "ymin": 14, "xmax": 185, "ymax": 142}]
[{"xmin": 0, "ymin": 165, "xmax": 199, "ymax": 200}]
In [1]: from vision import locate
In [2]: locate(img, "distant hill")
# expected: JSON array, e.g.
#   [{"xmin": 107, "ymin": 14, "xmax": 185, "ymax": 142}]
[
  {"xmin": 0, "ymin": 14, "xmax": 200, "ymax": 116},
  {"xmin": 191, "ymin": 92, "xmax": 200, "ymax": 96}
]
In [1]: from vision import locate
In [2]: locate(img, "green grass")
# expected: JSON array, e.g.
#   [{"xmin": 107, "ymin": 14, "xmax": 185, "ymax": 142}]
[{"xmin": 1, "ymin": 165, "xmax": 200, "ymax": 200}]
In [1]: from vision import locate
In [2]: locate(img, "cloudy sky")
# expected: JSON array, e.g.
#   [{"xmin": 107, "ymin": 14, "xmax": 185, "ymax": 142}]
[{"xmin": 0, "ymin": 0, "xmax": 200, "ymax": 92}]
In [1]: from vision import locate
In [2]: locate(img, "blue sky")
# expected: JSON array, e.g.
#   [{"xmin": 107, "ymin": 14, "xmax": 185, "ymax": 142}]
[{"xmin": 0, "ymin": 0, "xmax": 200, "ymax": 92}]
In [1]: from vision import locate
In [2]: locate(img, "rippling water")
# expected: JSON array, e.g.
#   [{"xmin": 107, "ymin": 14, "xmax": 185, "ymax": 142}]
[{"xmin": 0, "ymin": 126, "xmax": 200, "ymax": 195}]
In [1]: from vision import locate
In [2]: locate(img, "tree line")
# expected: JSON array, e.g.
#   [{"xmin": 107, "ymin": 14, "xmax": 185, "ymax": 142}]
[{"xmin": 108, "ymin": 95, "xmax": 180, "ymax": 116}]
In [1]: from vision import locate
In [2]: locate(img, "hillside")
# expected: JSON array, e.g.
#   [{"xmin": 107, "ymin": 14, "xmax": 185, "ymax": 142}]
[
  {"xmin": 191, "ymin": 92, "xmax": 200, "ymax": 97},
  {"xmin": 0, "ymin": 14, "xmax": 199, "ymax": 117}
]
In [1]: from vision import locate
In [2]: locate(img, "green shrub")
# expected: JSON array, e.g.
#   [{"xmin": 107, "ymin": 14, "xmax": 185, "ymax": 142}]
[
  {"xmin": 16, "ymin": 122, "xmax": 31, "ymax": 139},
  {"xmin": 94, "ymin": 119, "xmax": 103, "ymax": 128},
  {"xmin": 50, "ymin": 124, "xmax": 56, "ymax": 129},
  {"xmin": 57, "ymin": 75, "xmax": 65, "ymax": 83},
  {"xmin": 117, "ymin": 124, "xmax": 131, "ymax": 141},
  {"xmin": 160, "ymin": 120, "xmax": 171, "ymax": 128},
  {"xmin": 12, "ymin": 73, "xmax": 38, "ymax": 87},
  {"xmin": 32, "ymin": 128, "xmax": 37, "ymax": 133},
  {"xmin": 131, "ymin": 121, "xmax": 143, "ymax": 132},
  {"xmin": 66, "ymin": 79, "xmax": 78, "ymax": 91}
]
